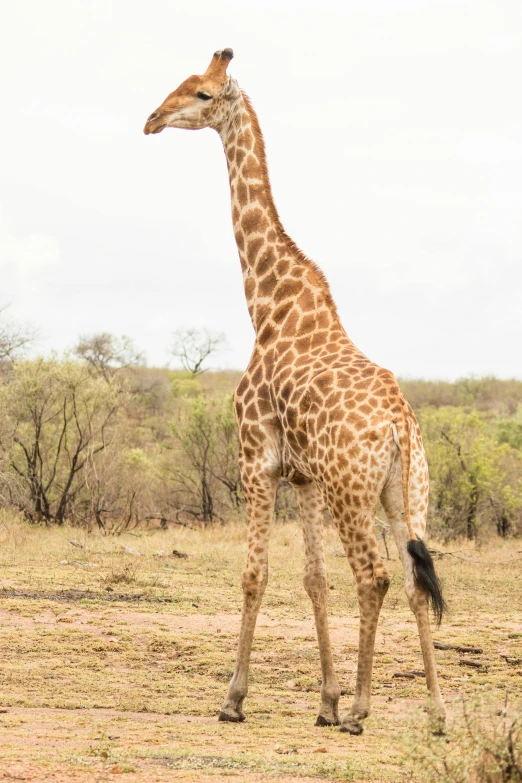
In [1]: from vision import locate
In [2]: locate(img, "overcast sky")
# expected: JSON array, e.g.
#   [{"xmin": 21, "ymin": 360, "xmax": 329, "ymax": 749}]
[{"xmin": 1, "ymin": 0, "xmax": 521, "ymax": 379}]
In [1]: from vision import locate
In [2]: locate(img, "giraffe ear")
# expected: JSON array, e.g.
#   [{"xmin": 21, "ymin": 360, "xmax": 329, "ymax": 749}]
[{"xmin": 204, "ymin": 48, "xmax": 234, "ymax": 78}]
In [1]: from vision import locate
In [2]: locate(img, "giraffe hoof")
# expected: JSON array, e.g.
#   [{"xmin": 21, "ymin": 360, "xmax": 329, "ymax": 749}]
[
  {"xmin": 315, "ymin": 715, "xmax": 340, "ymax": 727},
  {"xmin": 218, "ymin": 709, "xmax": 246, "ymax": 723},
  {"xmin": 339, "ymin": 719, "xmax": 364, "ymax": 735}
]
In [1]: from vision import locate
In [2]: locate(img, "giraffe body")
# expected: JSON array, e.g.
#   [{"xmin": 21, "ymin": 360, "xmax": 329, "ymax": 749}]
[{"xmin": 144, "ymin": 48, "xmax": 446, "ymax": 734}]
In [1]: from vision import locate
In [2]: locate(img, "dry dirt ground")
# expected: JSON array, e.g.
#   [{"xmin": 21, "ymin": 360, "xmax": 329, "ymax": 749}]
[{"xmin": 0, "ymin": 515, "xmax": 521, "ymax": 782}]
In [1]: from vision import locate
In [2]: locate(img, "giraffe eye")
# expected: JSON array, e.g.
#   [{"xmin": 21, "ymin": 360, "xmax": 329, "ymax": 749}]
[{"xmin": 196, "ymin": 91, "xmax": 212, "ymax": 101}]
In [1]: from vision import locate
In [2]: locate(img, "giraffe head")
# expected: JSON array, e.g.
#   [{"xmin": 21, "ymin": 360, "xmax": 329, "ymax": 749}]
[{"xmin": 144, "ymin": 48, "xmax": 238, "ymax": 135}]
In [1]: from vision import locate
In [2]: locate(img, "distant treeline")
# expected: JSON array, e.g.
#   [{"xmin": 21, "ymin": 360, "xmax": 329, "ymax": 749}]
[
  {"xmin": 0, "ymin": 327, "xmax": 521, "ymax": 540},
  {"xmin": 399, "ymin": 377, "xmax": 522, "ymax": 418}
]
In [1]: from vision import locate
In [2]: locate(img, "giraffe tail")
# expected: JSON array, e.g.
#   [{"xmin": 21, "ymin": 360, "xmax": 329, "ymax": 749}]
[{"xmin": 393, "ymin": 409, "xmax": 447, "ymax": 625}]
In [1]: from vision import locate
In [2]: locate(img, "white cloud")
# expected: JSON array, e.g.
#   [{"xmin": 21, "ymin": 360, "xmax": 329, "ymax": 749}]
[
  {"xmin": 0, "ymin": 209, "xmax": 61, "ymax": 279},
  {"xmin": 25, "ymin": 102, "xmax": 125, "ymax": 137}
]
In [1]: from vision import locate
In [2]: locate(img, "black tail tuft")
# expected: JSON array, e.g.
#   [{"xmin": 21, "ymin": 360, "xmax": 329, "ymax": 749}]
[{"xmin": 407, "ymin": 538, "xmax": 447, "ymax": 625}]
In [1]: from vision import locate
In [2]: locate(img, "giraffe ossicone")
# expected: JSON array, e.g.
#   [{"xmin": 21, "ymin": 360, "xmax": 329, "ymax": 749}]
[{"xmin": 144, "ymin": 48, "xmax": 447, "ymax": 735}]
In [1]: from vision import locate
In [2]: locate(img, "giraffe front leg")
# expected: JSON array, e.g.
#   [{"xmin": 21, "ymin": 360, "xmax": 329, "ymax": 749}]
[
  {"xmin": 294, "ymin": 480, "xmax": 341, "ymax": 727},
  {"xmin": 219, "ymin": 468, "xmax": 278, "ymax": 723}
]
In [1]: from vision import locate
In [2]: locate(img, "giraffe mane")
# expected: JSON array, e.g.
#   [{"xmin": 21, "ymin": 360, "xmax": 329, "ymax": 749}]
[{"xmin": 240, "ymin": 90, "xmax": 339, "ymax": 317}]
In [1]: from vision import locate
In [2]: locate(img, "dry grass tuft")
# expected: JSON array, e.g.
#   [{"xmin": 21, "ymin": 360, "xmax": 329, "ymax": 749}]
[{"xmin": 102, "ymin": 561, "xmax": 141, "ymax": 586}]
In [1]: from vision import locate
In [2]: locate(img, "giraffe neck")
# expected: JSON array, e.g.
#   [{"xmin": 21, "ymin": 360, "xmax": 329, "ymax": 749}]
[{"xmin": 219, "ymin": 92, "xmax": 340, "ymax": 340}]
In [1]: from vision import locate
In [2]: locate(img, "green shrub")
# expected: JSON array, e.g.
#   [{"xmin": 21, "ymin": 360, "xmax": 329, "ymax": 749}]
[{"xmin": 409, "ymin": 694, "xmax": 522, "ymax": 783}]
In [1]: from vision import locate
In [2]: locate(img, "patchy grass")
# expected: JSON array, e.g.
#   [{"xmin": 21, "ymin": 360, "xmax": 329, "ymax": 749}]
[{"xmin": 0, "ymin": 512, "xmax": 521, "ymax": 782}]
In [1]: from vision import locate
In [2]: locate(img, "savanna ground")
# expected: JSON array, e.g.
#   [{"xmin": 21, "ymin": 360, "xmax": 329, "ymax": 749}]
[{"xmin": 0, "ymin": 514, "xmax": 521, "ymax": 782}]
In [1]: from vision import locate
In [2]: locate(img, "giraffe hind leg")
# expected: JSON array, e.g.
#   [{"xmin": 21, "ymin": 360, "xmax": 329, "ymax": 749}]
[
  {"xmin": 381, "ymin": 473, "xmax": 446, "ymax": 734},
  {"xmin": 294, "ymin": 480, "xmax": 341, "ymax": 726},
  {"xmin": 335, "ymin": 509, "xmax": 390, "ymax": 735}
]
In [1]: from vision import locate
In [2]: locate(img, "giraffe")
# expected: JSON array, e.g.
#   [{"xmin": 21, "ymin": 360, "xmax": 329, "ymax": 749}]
[{"xmin": 144, "ymin": 48, "xmax": 447, "ymax": 735}]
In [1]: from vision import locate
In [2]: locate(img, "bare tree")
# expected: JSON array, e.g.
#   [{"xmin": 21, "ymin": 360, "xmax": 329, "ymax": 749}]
[
  {"xmin": 211, "ymin": 396, "xmax": 243, "ymax": 510},
  {"xmin": 166, "ymin": 395, "xmax": 217, "ymax": 523},
  {"xmin": 0, "ymin": 406, "xmax": 23, "ymax": 509},
  {"xmin": 0, "ymin": 358, "xmax": 125, "ymax": 524},
  {"xmin": 83, "ymin": 443, "xmax": 158, "ymax": 534},
  {"xmin": 74, "ymin": 333, "xmax": 143, "ymax": 381},
  {"xmin": 170, "ymin": 328, "xmax": 226, "ymax": 375},
  {"xmin": 163, "ymin": 394, "xmax": 241, "ymax": 524},
  {"xmin": 0, "ymin": 306, "xmax": 35, "ymax": 362}
]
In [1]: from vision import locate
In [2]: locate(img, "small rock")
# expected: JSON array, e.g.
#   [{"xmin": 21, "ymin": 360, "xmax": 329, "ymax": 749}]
[
  {"xmin": 121, "ymin": 546, "xmax": 141, "ymax": 556},
  {"xmin": 500, "ymin": 655, "xmax": 522, "ymax": 665}
]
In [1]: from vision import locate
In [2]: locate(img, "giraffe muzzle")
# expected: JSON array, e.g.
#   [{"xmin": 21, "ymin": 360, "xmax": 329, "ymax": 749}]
[{"xmin": 143, "ymin": 112, "xmax": 165, "ymax": 135}]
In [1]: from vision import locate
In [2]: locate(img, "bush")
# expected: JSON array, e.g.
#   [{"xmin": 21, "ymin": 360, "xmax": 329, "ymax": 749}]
[
  {"xmin": 0, "ymin": 357, "xmax": 125, "ymax": 524},
  {"xmin": 164, "ymin": 392, "xmax": 242, "ymax": 524},
  {"xmin": 409, "ymin": 694, "xmax": 522, "ymax": 783},
  {"xmin": 419, "ymin": 408, "xmax": 522, "ymax": 540}
]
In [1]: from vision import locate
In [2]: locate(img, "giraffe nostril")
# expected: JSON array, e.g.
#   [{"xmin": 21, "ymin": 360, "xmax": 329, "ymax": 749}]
[{"xmin": 148, "ymin": 112, "xmax": 159, "ymax": 122}]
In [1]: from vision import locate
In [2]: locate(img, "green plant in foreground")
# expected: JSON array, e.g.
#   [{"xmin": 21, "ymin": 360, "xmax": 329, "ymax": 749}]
[{"xmin": 408, "ymin": 693, "xmax": 522, "ymax": 783}]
